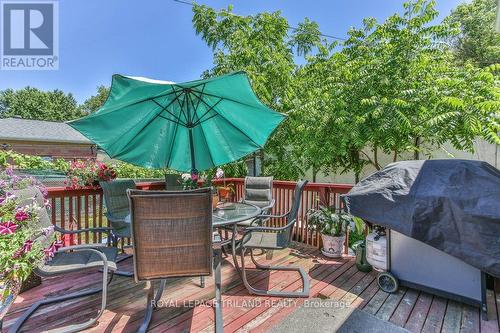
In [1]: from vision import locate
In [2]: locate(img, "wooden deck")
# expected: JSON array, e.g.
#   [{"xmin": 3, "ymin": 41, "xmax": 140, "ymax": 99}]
[{"xmin": 4, "ymin": 243, "xmax": 500, "ymax": 333}]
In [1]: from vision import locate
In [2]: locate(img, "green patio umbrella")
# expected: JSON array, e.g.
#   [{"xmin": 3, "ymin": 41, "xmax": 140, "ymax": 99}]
[{"xmin": 68, "ymin": 72, "xmax": 285, "ymax": 172}]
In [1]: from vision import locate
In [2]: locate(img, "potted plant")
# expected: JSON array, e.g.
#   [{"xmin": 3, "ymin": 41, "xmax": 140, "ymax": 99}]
[
  {"xmin": 212, "ymin": 168, "xmax": 233, "ymax": 201},
  {"xmin": 0, "ymin": 167, "xmax": 61, "ymax": 324},
  {"xmin": 307, "ymin": 206, "xmax": 353, "ymax": 258},
  {"xmin": 65, "ymin": 160, "xmax": 117, "ymax": 189},
  {"xmin": 180, "ymin": 172, "xmax": 199, "ymax": 190}
]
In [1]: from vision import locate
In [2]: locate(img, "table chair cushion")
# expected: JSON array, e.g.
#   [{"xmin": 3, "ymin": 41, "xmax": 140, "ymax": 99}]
[
  {"xmin": 243, "ymin": 231, "xmax": 289, "ymax": 250},
  {"xmin": 40, "ymin": 247, "xmax": 118, "ymax": 275}
]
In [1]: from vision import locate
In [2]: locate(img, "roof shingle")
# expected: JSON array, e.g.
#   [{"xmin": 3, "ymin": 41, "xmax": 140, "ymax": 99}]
[{"xmin": 0, "ymin": 118, "xmax": 92, "ymax": 144}]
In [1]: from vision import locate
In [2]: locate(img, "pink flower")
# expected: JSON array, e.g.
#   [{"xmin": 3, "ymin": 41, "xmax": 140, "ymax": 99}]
[
  {"xmin": 191, "ymin": 173, "xmax": 199, "ymax": 181},
  {"xmin": 22, "ymin": 240, "xmax": 33, "ymax": 253},
  {"xmin": 15, "ymin": 210, "xmax": 29, "ymax": 222},
  {"xmin": 43, "ymin": 240, "xmax": 63, "ymax": 260},
  {"xmin": 0, "ymin": 221, "xmax": 18, "ymax": 235},
  {"xmin": 13, "ymin": 240, "xmax": 34, "ymax": 258}
]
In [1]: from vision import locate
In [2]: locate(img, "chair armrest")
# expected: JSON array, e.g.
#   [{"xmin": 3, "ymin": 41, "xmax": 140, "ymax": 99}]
[
  {"xmin": 260, "ymin": 199, "xmax": 276, "ymax": 214},
  {"xmin": 57, "ymin": 243, "xmax": 109, "ymax": 251},
  {"xmin": 258, "ymin": 211, "xmax": 288, "ymax": 219},
  {"xmin": 244, "ymin": 219, "xmax": 295, "ymax": 233},
  {"xmin": 55, "ymin": 225, "xmax": 114, "ymax": 235}
]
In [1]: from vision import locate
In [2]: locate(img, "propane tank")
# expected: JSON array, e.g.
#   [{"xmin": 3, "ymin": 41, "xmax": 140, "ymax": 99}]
[{"xmin": 366, "ymin": 227, "xmax": 388, "ymax": 271}]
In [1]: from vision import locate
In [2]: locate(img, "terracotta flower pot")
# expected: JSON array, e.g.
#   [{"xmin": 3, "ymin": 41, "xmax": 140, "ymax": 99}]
[
  {"xmin": 321, "ymin": 234, "xmax": 345, "ymax": 258},
  {"xmin": 218, "ymin": 187, "xmax": 231, "ymax": 199}
]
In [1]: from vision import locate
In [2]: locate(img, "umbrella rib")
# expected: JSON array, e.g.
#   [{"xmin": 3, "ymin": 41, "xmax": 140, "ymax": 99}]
[
  {"xmin": 157, "ymin": 114, "xmax": 186, "ymax": 126},
  {"xmin": 172, "ymin": 89, "xmax": 189, "ymax": 124},
  {"xmin": 152, "ymin": 100, "xmax": 187, "ymax": 127},
  {"xmin": 193, "ymin": 94, "xmax": 263, "ymax": 149},
  {"xmin": 108, "ymin": 94, "xmax": 181, "ymax": 153},
  {"xmin": 165, "ymin": 91, "xmax": 187, "ymax": 169},
  {"xmin": 187, "ymin": 93, "xmax": 200, "ymax": 125},
  {"xmin": 190, "ymin": 87, "xmax": 265, "ymax": 111},
  {"xmin": 194, "ymin": 83, "xmax": 206, "ymax": 112},
  {"xmin": 193, "ymin": 98, "xmax": 223, "ymax": 126}
]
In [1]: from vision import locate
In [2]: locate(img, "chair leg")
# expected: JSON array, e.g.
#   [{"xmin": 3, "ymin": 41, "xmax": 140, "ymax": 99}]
[
  {"xmin": 239, "ymin": 248, "xmax": 309, "ymax": 298},
  {"xmin": 138, "ymin": 279, "xmax": 166, "ymax": 333},
  {"xmin": 231, "ymin": 224, "xmax": 242, "ymax": 274},
  {"xmin": 213, "ymin": 247, "xmax": 223, "ymax": 333},
  {"xmin": 200, "ymin": 276, "xmax": 205, "ymax": 288},
  {"xmin": 9, "ymin": 271, "xmax": 114, "ymax": 333}
]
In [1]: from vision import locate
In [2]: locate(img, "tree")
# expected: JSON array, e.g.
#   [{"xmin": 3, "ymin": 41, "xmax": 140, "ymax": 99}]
[
  {"xmin": 0, "ymin": 87, "xmax": 81, "ymax": 121},
  {"xmin": 447, "ymin": 0, "xmax": 500, "ymax": 66},
  {"xmin": 79, "ymin": 85, "xmax": 109, "ymax": 114},
  {"xmin": 191, "ymin": 0, "xmax": 499, "ymax": 182},
  {"xmin": 192, "ymin": 4, "xmax": 324, "ymax": 180},
  {"xmin": 292, "ymin": 0, "xmax": 499, "ymax": 179}
]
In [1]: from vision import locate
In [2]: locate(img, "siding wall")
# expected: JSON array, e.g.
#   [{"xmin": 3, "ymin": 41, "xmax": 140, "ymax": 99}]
[{"xmin": 0, "ymin": 140, "xmax": 96, "ymax": 160}]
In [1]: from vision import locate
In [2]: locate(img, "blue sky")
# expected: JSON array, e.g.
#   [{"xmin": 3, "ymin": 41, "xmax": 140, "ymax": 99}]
[{"xmin": 0, "ymin": 0, "xmax": 465, "ymax": 103}]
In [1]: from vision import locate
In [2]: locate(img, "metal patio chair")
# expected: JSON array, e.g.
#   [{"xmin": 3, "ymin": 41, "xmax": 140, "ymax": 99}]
[
  {"xmin": 9, "ymin": 187, "xmax": 117, "ymax": 333},
  {"xmin": 127, "ymin": 188, "xmax": 223, "ymax": 333},
  {"xmin": 237, "ymin": 176, "xmax": 275, "ymax": 227},
  {"xmin": 100, "ymin": 179, "xmax": 136, "ymax": 276},
  {"xmin": 236, "ymin": 180, "xmax": 310, "ymax": 298}
]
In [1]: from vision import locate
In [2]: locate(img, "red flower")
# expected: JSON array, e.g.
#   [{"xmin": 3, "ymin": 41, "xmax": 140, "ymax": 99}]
[
  {"xmin": 15, "ymin": 210, "xmax": 29, "ymax": 222},
  {"xmin": 0, "ymin": 221, "xmax": 18, "ymax": 235}
]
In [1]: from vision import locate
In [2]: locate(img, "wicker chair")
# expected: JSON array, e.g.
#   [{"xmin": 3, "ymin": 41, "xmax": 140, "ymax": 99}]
[
  {"xmin": 100, "ymin": 179, "xmax": 136, "ymax": 276},
  {"xmin": 237, "ymin": 176, "xmax": 275, "ymax": 227},
  {"xmin": 9, "ymin": 187, "xmax": 117, "ymax": 333},
  {"xmin": 236, "ymin": 180, "xmax": 310, "ymax": 297},
  {"xmin": 127, "ymin": 188, "xmax": 223, "ymax": 333}
]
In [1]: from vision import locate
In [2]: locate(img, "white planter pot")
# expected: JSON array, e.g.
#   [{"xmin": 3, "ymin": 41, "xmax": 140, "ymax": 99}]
[{"xmin": 321, "ymin": 234, "xmax": 345, "ymax": 258}]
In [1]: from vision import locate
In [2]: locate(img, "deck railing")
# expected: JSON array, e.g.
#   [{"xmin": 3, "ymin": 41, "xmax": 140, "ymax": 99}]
[{"xmin": 46, "ymin": 178, "xmax": 353, "ymax": 253}]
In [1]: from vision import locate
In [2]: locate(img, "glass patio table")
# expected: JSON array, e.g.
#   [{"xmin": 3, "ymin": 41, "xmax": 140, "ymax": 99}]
[{"xmin": 124, "ymin": 202, "xmax": 261, "ymax": 271}]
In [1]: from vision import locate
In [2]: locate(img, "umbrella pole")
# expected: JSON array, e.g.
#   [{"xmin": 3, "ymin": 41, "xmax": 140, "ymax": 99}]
[{"xmin": 189, "ymin": 128, "xmax": 196, "ymax": 174}]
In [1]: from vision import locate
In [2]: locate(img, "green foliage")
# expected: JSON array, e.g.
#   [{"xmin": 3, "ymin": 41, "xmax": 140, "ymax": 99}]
[
  {"xmin": 192, "ymin": 4, "xmax": 322, "ymax": 180},
  {"xmin": 446, "ymin": 0, "xmax": 500, "ymax": 66},
  {"xmin": 112, "ymin": 161, "xmax": 165, "ymax": 179},
  {"xmin": 191, "ymin": 0, "xmax": 499, "ymax": 182},
  {"xmin": 307, "ymin": 206, "xmax": 353, "ymax": 237},
  {"xmin": 0, "ymin": 87, "xmax": 82, "ymax": 121},
  {"xmin": 79, "ymin": 86, "xmax": 110, "ymax": 114}
]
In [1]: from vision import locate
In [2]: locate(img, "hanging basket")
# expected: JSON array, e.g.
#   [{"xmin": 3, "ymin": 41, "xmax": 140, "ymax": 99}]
[{"xmin": 19, "ymin": 272, "xmax": 42, "ymax": 294}]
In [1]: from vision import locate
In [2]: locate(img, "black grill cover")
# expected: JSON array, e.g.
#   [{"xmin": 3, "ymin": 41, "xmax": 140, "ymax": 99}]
[{"xmin": 342, "ymin": 159, "xmax": 500, "ymax": 277}]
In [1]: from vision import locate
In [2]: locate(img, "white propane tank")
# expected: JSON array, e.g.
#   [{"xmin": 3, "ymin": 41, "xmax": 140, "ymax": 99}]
[{"xmin": 366, "ymin": 231, "xmax": 388, "ymax": 271}]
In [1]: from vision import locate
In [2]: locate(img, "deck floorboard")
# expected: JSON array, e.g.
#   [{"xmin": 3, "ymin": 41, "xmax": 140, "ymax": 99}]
[{"xmin": 3, "ymin": 243, "xmax": 499, "ymax": 333}]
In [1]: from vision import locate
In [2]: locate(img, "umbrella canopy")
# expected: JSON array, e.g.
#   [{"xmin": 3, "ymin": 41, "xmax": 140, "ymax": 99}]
[
  {"xmin": 342, "ymin": 159, "xmax": 500, "ymax": 277},
  {"xmin": 68, "ymin": 72, "xmax": 285, "ymax": 172}
]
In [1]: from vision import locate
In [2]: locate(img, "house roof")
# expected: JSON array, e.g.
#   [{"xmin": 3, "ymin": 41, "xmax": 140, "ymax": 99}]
[{"xmin": 0, "ymin": 117, "xmax": 93, "ymax": 144}]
